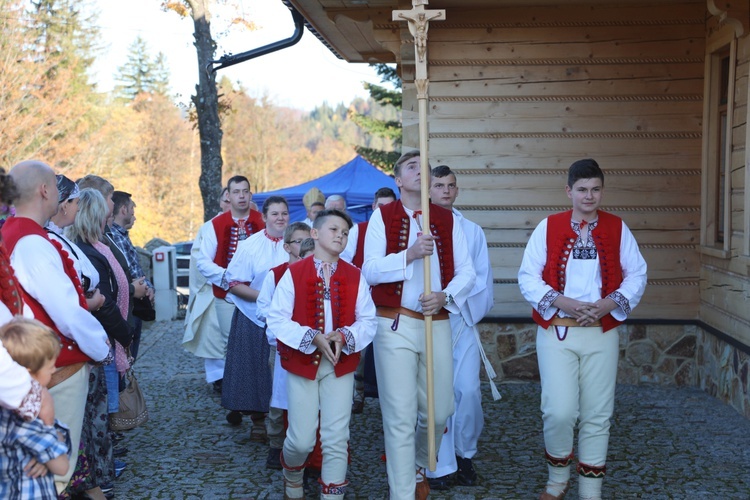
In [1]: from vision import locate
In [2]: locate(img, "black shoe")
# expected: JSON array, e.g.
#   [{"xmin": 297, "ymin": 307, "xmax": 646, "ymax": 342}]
[
  {"xmin": 226, "ymin": 410, "xmax": 243, "ymax": 426},
  {"xmin": 266, "ymin": 447, "xmax": 282, "ymax": 470},
  {"xmin": 113, "ymin": 445, "xmax": 129, "ymax": 457},
  {"xmin": 428, "ymin": 474, "xmax": 452, "ymax": 490},
  {"xmin": 212, "ymin": 379, "xmax": 223, "ymax": 393},
  {"xmin": 100, "ymin": 483, "xmax": 115, "ymax": 500},
  {"xmin": 455, "ymin": 456, "xmax": 478, "ymax": 486},
  {"xmin": 351, "ymin": 398, "xmax": 364, "ymax": 414},
  {"xmin": 303, "ymin": 468, "xmax": 320, "ymax": 497}
]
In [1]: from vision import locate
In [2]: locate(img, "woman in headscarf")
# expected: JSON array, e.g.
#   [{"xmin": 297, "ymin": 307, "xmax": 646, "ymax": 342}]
[{"xmin": 46, "ymin": 175, "xmax": 104, "ymax": 313}]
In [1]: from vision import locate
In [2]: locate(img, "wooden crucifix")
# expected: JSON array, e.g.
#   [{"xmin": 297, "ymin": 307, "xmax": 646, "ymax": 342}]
[{"xmin": 392, "ymin": 0, "xmax": 445, "ymax": 472}]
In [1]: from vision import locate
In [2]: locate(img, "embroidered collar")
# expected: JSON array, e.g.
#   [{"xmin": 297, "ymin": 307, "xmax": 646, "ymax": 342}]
[
  {"xmin": 313, "ymin": 258, "xmax": 337, "ymax": 279},
  {"xmin": 264, "ymin": 229, "xmax": 283, "ymax": 243}
]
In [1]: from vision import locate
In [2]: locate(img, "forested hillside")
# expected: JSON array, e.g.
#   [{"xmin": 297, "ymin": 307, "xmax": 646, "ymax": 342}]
[{"xmin": 0, "ymin": 0, "xmax": 398, "ymax": 246}]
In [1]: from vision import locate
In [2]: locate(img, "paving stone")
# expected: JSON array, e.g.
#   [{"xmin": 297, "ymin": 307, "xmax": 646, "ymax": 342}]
[{"xmin": 114, "ymin": 320, "xmax": 750, "ymax": 499}]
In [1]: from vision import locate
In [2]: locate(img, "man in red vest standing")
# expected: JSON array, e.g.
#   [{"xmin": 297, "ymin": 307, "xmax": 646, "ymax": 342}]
[
  {"xmin": 518, "ymin": 159, "xmax": 647, "ymax": 500},
  {"xmin": 194, "ymin": 175, "xmax": 264, "ymax": 393},
  {"xmin": 2, "ymin": 160, "xmax": 110, "ymax": 492},
  {"xmin": 362, "ymin": 151, "xmax": 475, "ymax": 499}
]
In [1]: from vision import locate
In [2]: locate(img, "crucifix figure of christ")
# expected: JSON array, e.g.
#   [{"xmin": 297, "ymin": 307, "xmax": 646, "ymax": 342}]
[{"xmin": 392, "ymin": 0, "xmax": 445, "ymax": 472}]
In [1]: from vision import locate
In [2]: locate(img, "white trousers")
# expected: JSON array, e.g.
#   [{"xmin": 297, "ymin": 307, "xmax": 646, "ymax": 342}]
[
  {"xmin": 203, "ymin": 298, "xmax": 235, "ymax": 383},
  {"xmin": 374, "ymin": 315, "xmax": 454, "ymax": 499},
  {"xmin": 283, "ymin": 357, "xmax": 353, "ymax": 486},
  {"xmin": 50, "ymin": 363, "xmax": 90, "ymax": 492},
  {"xmin": 427, "ymin": 315, "xmax": 483, "ymax": 478},
  {"xmin": 536, "ymin": 325, "xmax": 618, "ymax": 468}
]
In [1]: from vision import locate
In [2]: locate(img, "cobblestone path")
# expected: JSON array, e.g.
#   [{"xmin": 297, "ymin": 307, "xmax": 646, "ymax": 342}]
[{"xmin": 114, "ymin": 320, "xmax": 750, "ymax": 499}]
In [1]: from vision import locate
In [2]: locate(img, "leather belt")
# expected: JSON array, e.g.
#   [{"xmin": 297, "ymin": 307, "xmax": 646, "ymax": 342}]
[
  {"xmin": 550, "ymin": 317, "xmax": 601, "ymax": 327},
  {"xmin": 377, "ymin": 306, "xmax": 449, "ymax": 322},
  {"xmin": 49, "ymin": 362, "xmax": 86, "ymax": 389}
]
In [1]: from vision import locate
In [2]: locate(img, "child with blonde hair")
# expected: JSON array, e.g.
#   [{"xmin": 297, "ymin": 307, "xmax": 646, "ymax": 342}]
[{"xmin": 0, "ymin": 318, "xmax": 71, "ymax": 499}]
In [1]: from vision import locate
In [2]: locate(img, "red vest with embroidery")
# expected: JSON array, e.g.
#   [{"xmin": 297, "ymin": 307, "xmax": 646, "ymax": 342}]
[
  {"xmin": 2, "ymin": 217, "xmax": 91, "ymax": 366},
  {"xmin": 210, "ymin": 209, "xmax": 265, "ymax": 299},
  {"xmin": 532, "ymin": 210, "xmax": 623, "ymax": 333},
  {"xmin": 0, "ymin": 243, "xmax": 24, "ymax": 316},
  {"xmin": 276, "ymin": 256, "xmax": 361, "ymax": 380},
  {"xmin": 271, "ymin": 262, "xmax": 290, "ymax": 286},
  {"xmin": 370, "ymin": 200, "xmax": 454, "ymax": 309},
  {"xmin": 351, "ymin": 221, "xmax": 368, "ymax": 269}
]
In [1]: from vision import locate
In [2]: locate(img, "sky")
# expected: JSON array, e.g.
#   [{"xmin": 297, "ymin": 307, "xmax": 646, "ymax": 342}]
[{"xmin": 89, "ymin": 0, "xmax": 385, "ymax": 111}]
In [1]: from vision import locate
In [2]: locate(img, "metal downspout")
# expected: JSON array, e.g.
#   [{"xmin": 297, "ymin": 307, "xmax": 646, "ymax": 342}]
[{"xmin": 207, "ymin": 5, "xmax": 304, "ymax": 73}]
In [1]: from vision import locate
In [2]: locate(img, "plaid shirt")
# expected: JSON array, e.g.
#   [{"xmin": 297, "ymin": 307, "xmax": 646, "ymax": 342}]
[
  {"xmin": 0, "ymin": 409, "xmax": 70, "ymax": 500},
  {"xmin": 108, "ymin": 224, "xmax": 153, "ymax": 289}
]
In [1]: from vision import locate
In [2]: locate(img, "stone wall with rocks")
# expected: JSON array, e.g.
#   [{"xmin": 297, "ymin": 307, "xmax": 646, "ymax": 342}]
[
  {"xmin": 696, "ymin": 327, "xmax": 750, "ymax": 419},
  {"xmin": 481, "ymin": 321, "xmax": 749, "ymax": 418}
]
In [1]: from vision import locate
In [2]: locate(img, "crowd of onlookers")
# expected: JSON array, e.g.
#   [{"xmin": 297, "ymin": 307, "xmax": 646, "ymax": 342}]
[{"xmin": 1, "ymin": 161, "xmax": 153, "ymax": 499}]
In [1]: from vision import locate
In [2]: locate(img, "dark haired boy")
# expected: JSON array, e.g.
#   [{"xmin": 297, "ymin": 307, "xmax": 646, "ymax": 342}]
[
  {"xmin": 268, "ymin": 209, "xmax": 376, "ymax": 499},
  {"xmin": 518, "ymin": 158, "xmax": 647, "ymax": 500},
  {"xmin": 194, "ymin": 175, "xmax": 264, "ymax": 392}
]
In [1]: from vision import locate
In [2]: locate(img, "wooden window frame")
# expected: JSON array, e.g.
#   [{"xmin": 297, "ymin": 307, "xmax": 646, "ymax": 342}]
[{"xmin": 700, "ymin": 27, "xmax": 736, "ymax": 259}]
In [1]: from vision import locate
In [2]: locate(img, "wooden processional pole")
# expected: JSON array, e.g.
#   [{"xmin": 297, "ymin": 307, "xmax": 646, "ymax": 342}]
[{"xmin": 392, "ymin": 0, "xmax": 445, "ymax": 471}]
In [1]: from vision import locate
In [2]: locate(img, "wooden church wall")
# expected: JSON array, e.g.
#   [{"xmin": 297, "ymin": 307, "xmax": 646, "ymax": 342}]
[
  {"xmin": 699, "ymin": 28, "xmax": 750, "ymax": 346},
  {"xmin": 399, "ymin": 2, "xmax": 706, "ymax": 319}
]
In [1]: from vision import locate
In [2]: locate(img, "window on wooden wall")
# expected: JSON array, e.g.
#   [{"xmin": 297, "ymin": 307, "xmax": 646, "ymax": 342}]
[
  {"xmin": 701, "ymin": 34, "xmax": 736, "ymax": 258},
  {"xmin": 717, "ymin": 53, "xmax": 729, "ymax": 245}
]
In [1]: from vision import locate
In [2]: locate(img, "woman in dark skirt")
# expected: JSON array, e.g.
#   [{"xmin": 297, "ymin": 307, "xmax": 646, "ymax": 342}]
[{"xmin": 222, "ymin": 196, "xmax": 291, "ymax": 440}]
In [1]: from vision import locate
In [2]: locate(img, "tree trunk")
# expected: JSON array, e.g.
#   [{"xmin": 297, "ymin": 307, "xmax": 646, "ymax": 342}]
[{"xmin": 189, "ymin": 0, "xmax": 222, "ymax": 221}]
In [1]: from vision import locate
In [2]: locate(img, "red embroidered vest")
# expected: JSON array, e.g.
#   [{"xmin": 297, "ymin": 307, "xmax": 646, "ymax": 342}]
[
  {"xmin": 351, "ymin": 221, "xmax": 368, "ymax": 269},
  {"xmin": 271, "ymin": 262, "xmax": 289, "ymax": 286},
  {"xmin": 532, "ymin": 210, "xmax": 623, "ymax": 333},
  {"xmin": 0, "ymin": 243, "xmax": 23, "ymax": 316},
  {"xmin": 276, "ymin": 256, "xmax": 361, "ymax": 380},
  {"xmin": 370, "ymin": 200, "xmax": 454, "ymax": 309},
  {"xmin": 2, "ymin": 217, "xmax": 91, "ymax": 366},
  {"xmin": 211, "ymin": 209, "xmax": 265, "ymax": 298}
]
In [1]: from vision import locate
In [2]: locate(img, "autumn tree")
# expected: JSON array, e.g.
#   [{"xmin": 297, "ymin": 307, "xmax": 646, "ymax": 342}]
[
  {"xmin": 115, "ymin": 36, "xmax": 171, "ymax": 100},
  {"xmin": 219, "ymin": 78, "xmax": 356, "ymax": 194},
  {"xmin": 163, "ymin": 0, "xmax": 229, "ymax": 222},
  {"xmin": 349, "ymin": 63, "xmax": 402, "ymax": 172},
  {"xmin": 0, "ymin": 0, "xmax": 100, "ymax": 170}
]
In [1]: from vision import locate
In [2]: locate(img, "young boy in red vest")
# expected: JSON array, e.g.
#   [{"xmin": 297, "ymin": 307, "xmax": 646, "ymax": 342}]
[
  {"xmin": 267, "ymin": 209, "xmax": 377, "ymax": 500},
  {"xmin": 518, "ymin": 159, "xmax": 647, "ymax": 500}
]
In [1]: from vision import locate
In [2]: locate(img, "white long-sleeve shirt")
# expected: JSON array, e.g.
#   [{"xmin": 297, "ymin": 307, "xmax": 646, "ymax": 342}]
[
  {"xmin": 340, "ymin": 223, "xmax": 358, "ymax": 264},
  {"xmin": 195, "ymin": 216, "xmax": 231, "ymax": 290},
  {"xmin": 9, "ymin": 233, "xmax": 109, "ymax": 362},
  {"xmin": 453, "ymin": 209, "xmax": 494, "ymax": 326},
  {"xmin": 226, "ymin": 231, "xmax": 288, "ymax": 327},
  {"xmin": 362, "ymin": 206, "xmax": 476, "ymax": 314},
  {"xmin": 518, "ymin": 216, "xmax": 647, "ymax": 322}
]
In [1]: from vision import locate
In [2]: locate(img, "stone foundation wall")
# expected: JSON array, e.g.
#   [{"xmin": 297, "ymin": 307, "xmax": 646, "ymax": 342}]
[
  {"xmin": 481, "ymin": 321, "xmax": 749, "ymax": 418},
  {"xmin": 696, "ymin": 328, "xmax": 750, "ymax": 419}
]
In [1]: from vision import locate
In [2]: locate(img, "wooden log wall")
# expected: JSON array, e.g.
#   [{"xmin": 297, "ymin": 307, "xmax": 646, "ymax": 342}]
[
  {"xmin": 699, "ymin": 24, "xmax": 750, "ymax": 346},
  {"xmin": 394, "ymin": 2, "xmax": 707, "ymax": 320}
]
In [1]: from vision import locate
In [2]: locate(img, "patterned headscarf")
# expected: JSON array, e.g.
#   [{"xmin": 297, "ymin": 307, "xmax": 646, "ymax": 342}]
[{"xmin": 56, "ymin": 175, "xmax": 80, "ymax": 203}]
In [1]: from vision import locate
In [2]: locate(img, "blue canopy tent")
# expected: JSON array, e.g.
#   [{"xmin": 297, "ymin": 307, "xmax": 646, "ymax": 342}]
[{"xmin": 252, "ymin": 156, "xmax": 398, "ymax": 224}]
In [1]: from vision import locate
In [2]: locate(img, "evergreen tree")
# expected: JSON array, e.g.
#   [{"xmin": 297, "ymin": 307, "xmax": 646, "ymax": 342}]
[
  {"xmin": 349, "ymin": 63, "xmax": 402, "ymax": 172},
  {"xmin": 115, "ymin": 36, "xmax": 170, "ymax": 100}
]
